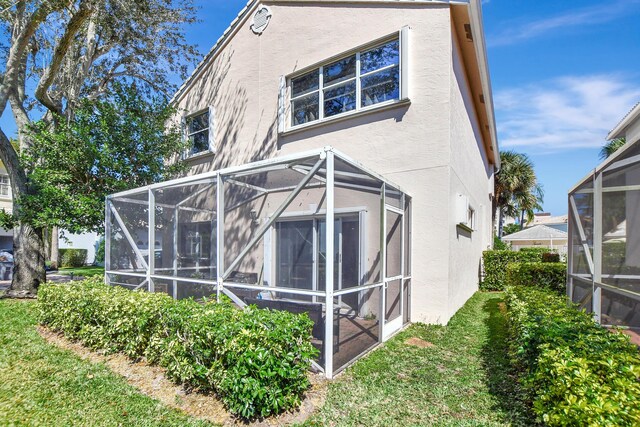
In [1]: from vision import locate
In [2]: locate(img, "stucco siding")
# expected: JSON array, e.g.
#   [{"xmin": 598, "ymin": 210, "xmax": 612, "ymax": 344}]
[
  {"xmin": 446, "ymin": 27, "xmax": 492, "ymax": 321},
  {"xmin": 172, "ymin": 2, "xmax": 494, "ymax": 325}
]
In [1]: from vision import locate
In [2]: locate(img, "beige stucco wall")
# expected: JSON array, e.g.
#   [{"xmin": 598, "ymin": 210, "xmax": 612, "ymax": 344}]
[
  {"xmin": 173, "ymin": 2, "xmax": 494, "ymax": 324},
  {"xmin": 446, "ymin": 29, "xmax": 493, "ymax": 320}
]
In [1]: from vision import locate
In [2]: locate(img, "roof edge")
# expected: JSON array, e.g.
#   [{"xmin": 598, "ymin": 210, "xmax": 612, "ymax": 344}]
[
  {"xmin": 607, "ymin": 102, "xmax": 640, "ymax": 141},
  {"xmin": 467, "ymin": 0, "xmax": 500, "ymax": 171}
]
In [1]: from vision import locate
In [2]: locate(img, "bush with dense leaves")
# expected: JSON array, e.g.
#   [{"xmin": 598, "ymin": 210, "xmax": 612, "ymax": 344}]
[
  {"xmin": 506, "ymin": 262, "xmax": 566, "ymax": 294},
  {"xmin": 58, "ymin": 248, "xmax": 88, "ymax": 267},
  {"xmin": 505, "ymin": 286, "xmax": 640, "ymax": 426},
  {"xmin": 37, "ymin": 278, "xmax": 317, "ymax": 419},
  {"xmin": 482, "ymin": 249, "xmax": 557, "ymax": 290}
]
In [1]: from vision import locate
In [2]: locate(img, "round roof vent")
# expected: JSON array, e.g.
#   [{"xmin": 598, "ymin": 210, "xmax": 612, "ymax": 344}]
[{"xmin": 250, "ymin": 6, "xmax": 272, "ymax": 34}]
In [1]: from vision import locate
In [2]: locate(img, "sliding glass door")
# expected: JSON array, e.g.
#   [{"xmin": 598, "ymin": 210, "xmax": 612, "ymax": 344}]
[{"xmin": 276, "ymin": 215, "xmax": 361, "ymax": 306}]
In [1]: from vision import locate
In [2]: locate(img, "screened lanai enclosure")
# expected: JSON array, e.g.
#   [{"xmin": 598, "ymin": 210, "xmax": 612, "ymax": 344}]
[
  {"xmin": 106, "ymin": 147, "xmax": 411, "ymax": 378},
  {"xmin": 568, "ymin": 140, "xmax": 640, "ymax": 330}
]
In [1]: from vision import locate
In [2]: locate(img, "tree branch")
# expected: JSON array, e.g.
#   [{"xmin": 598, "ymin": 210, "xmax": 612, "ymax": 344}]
[{"xmin": 34, "ymin": 0, "xmax": 94, "ymax": 114}]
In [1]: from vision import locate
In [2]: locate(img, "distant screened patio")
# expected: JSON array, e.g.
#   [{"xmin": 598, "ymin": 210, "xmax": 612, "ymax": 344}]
[
  {"xmin": 568, "ymin": 140, "xmax": 640, "ymax": 330},
  {"xmin": 105, "ymin": 146, "xmax": 411, "ymax": 378}
]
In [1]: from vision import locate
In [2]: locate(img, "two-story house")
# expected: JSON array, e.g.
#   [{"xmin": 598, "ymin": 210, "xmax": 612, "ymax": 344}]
[{"xmin": 106, "ymin": 0, "xmax": 499, "ymax": 377}]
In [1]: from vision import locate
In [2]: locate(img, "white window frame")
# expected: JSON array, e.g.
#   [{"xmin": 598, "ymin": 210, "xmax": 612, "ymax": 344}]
[
  {"xmin": 183, "ymin": 106, "xmax": 215, "ymax": 158},
  {"xmin": 284, "ymin": 27, "xmax": 410, "ymax": 132},
  {"xmin": 0, "ymin": 175, "xmax": 10, "ymax": 198}
]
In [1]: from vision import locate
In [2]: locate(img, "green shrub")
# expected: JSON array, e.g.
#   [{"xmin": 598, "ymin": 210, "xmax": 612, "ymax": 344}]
[
  {"xmin": 493, "ymin": 236, "xmax": 511, "ymax": 250},
  {"xmin": 38, "ymin": 278, "xmax": 317, "ymax": 419},
  {"xmin": 541, "ymin": 252, "xmax": 560, "ymax": 263},
  {"xmin": 505, "ymin": 287, "xmax": 640, "ymax": 426},
  {"xmin": 518, "ymin": 247, "xmax": 553, "ymax": 256},
  {"xmin": 506, "ymin": 262, "xmax": 566, "ymax": 294},
  {"xmin": 482, "ymin": 250, "xmax": 551, "ymax": 291},
  {"xmin": 58, "ymin": 248, "xmax": 88, "ymax": 267}
]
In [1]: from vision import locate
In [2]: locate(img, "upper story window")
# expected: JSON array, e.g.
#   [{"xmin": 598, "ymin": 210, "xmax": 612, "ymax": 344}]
[
  {"xmin": 288, "ymin": 33, "xmax": 406, "ymax": 129},
  {"xmin": 0, "ymin": 175, "xmax": 9, "ymax": 197},
  {"xmin": 186, "ymin": 110, "xmax": 210, "ymax": 156}
]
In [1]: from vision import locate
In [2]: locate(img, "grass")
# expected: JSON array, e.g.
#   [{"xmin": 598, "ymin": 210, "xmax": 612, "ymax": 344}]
[
  {"xmin": 304, "ymin": 292, "xmax": 535, "ymax": 426},
  {"xmin": 57, "ymin": 265, "xmax": 104, "ymax": 277},
  {"xmin": 0, "ymin": 299, "xmax": 211, "ymax": 427},
  {"xmin": 0, "ymin": 291, "xmax": 532, "ymax": 426}
]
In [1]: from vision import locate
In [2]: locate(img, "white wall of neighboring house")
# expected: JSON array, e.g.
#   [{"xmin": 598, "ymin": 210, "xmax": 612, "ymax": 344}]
[{"xmin": 59, "ymin": 231, "xmax": 100, "ymax": 265}]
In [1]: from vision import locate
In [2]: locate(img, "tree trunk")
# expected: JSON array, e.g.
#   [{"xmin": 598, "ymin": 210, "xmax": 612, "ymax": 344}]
[
  {"xmin": 498, "ymin": 209, "xmax": 504, "ymax": 239},
  {"xmin": 3, "ymin": 223, "xmax": 46, "ymax": 298},
  {"xmin": 50, "ymin": 226, "xmax": 59, "ymax": 270}
]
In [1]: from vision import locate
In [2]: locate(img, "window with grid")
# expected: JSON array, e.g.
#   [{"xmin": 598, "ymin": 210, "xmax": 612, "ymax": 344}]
[
  {"xmin": 290, "ymin": 38, "xmax": 402, "ymax": 127},
  {"xmin": 0, "ymin": 175, "xmax": 9, "ymax": 197},
  {"xmin": 186, "ymin": 110, "xmax": 210, "ymax": 156}
]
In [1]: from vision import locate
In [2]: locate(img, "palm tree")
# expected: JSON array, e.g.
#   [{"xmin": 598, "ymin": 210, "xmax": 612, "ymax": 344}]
[
  {"xmin": 599, "ymin": 138, "xmax": 626, "ymax": 160},
  {"xmin": 493, "ymin": 150, "xmax": 544, "ymax": 237}
]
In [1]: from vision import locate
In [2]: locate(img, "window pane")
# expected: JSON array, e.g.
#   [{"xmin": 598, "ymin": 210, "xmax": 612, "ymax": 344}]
[
  {"xmin": 292, "ymin": 92, "xmax": 320, "ymax": 126},
  {"xmin": 292, "ymin": 71, "xmax": 319, "ymax": 97},
  {"xmin": 277, "ymin": 220, "xmax": 314, "ymax": 290},
  {"xmin": 189, "ymin": 131, "xmax": 209, "ymax": 155},
  {"xmin": 361, "ymin": 66, "xmax": 399, "ymax": 107},
  {"xmin": 361, "ymin": 40, "xmax": 399, "ymax": 74},
  {"xmin": 324, "ymin": 81, "xmax": 356, "ymax": 117},
  {"xmin": 323, "ymin": 55, "xmax": 356, "ymax": 87},
  {"xmin": 188, "ymin": 112, "xmax": 208, "ymax": 134}
]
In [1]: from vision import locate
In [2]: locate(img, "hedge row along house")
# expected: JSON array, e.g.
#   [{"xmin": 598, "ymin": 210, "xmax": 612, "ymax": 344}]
[
  {"xmin": 106, "ymin": 0, "xmax": 500, "ymax": 378},
  {"xmin": 569, "ymin": 102, "xmax": 640, "ymax": 331}
]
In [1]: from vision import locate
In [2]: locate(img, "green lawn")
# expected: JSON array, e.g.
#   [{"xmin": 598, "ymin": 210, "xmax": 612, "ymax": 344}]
[
  {"xmin": 0, "ymin": 292, "xmax": 532, "ymax": 426},
  {"xmin": 57, "ymin": 266, "xmax": 104, "ymax": 277},
  {"xmin": 303, "ymin": 292, "xmax": 535, "ymax": 426},
  {"xmin": 0, "ymin": 300, "xmax": 211, "ymax": 427}
]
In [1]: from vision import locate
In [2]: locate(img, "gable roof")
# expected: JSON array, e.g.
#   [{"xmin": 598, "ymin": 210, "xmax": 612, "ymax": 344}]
[
  {"xmin": 501, "ymin": 224, "xmax": 567, "ymax": 242},
  {"xmin": 607, "ymin": 102, "xmax": 640, "ymax": 141},
  {"xmin": 170, "ymin": 0, "xmax": 499, "ymax": 168}
]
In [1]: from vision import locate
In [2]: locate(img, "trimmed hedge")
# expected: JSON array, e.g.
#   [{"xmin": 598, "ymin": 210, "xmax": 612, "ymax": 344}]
[
  {"xmin": 37, "ymin": 278, "xmax": 317, "ymax": 419},
  {"xmin": 482, "ymin": 249, "xmax": 555, "ymax": 290},
  {"xmin": 506, "ymin": 262, "xmax": 566, "ymax": 294},
  {"xmin": 505, "ymin": 286, "xmax": 640, "ymax": 426},
  {"xmin": 59, "ymin": 248, "xmax": 88, "ymax": 267}
]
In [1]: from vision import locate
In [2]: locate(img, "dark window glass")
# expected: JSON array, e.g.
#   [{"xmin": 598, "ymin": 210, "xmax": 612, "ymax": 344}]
[
  {"xmin": 323, "ymin": 55, "xmax": 356, "ymax": 86},
  {"xmin": 292, "ymin": 92, "xmax": 320, "ymax": 126},
  {"xmin": 361, "ymin": 66, "xmax": 399, "ymax": 107},
  {"xmin": 361, "ymin": 40, "xmax": 399, "ymax": 74},
  {"xmin": 187, "ymin": 111, "xmax": 210, "ymax": 155},
  {"xmin": 324, "ymin": 81, "xmax": 356, "ymax": 117},
  {"xmin": 189, "ymin": 131, "xmax": 209, "ymax": 155},
  {"xmin": 292, "ymin": 71, "xmax": 319, "ymax": 97}
]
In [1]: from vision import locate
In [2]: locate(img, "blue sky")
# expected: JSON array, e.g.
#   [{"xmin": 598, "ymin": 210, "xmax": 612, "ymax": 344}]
[{"xmin": 2, "ymin": 0, "xmax": 640, "ymax": 216}]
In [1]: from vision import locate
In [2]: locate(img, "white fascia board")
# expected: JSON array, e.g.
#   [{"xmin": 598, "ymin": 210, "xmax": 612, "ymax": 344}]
[
  {"xmin": 467, "ymin": 0, "xmax": 500, "ymax": 171},
  {"xmin": 607, "ymin": 102, "xmax": 640, "ymax": 141},
  {"xmin": 170, "ymin": 0, "xmax": 259, "ymax": 105}
]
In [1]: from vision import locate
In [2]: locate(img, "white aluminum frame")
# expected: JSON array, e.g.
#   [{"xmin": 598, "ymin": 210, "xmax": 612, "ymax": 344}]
[
  {"xmin": 568, "ymin": 143, "xmax": 640, "ymax": 326},
  {"xmin": 105, "ymin": 146, "xmax": 411, "ymax": 379}
]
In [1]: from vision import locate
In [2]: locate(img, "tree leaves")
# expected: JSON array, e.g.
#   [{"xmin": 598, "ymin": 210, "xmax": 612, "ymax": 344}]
[{"xmin": 18, "ymin": 82, "xmax": 188, "ymax": 234}]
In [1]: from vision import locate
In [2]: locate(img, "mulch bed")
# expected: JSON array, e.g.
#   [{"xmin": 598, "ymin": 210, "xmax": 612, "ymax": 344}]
[{"xmin": 38, "ymin": 326, "xmax": 327, "ymax": 426}]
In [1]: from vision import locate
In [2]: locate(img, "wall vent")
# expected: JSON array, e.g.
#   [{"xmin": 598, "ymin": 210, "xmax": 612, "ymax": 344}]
[{"xmin": 251, "ymin": 6, "xmax": 272, "ymax": 34}]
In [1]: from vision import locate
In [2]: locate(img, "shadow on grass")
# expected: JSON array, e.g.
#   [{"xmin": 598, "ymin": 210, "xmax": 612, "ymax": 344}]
[{"xmin": 480, "ymin": 296, "xmax": 538, "ymax": 426}]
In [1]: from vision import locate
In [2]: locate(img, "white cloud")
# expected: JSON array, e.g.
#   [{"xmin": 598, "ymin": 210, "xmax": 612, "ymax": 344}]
[
  {"xmin": 495, "ymin": 75, "xmax": 640, "ymax": 152},
  {"xmin": 488, "ymin": 0, "xmax": 640, "ymax": 47}
]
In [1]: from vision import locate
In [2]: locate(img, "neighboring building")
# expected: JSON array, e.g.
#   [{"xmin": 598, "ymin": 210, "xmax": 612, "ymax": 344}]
[
  {"xmin": 0, "ymin": 163, "xmax": 98, "ymax": 265},
  {"xmin": 106, "ymin": 0, "xmax": 499, "ymax": 377},
  {"xmin": 531, "ymin": 212, "xmax": 568, "ymax": 233},
  {"xmin": 502, "ymin": 224, "xmax": 568, "ymax": 255},
  {"xmin": 59, "ymin": 232, "xmax": 101, "ymax": 265},
  {"xmin": 568, "ymin": 102, "xmax": 640, "ymax": 328},
  {"xmin": 0, "ymin": 165, "xmax": 13, "ymax": 250}
]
